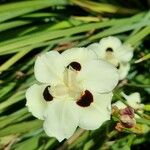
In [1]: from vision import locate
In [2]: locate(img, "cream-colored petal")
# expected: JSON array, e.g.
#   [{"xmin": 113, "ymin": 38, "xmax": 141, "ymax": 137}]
[
  {"xmin": 90, "ymin": 36, "xmax": 122, "ymax": 59},
  {"xmin": 113, "ymin": 101, "xmax": 126, "ymax": 109},
  {"xmin": 99, "ymin": 36, "xmax": 122, "ymax": 50},
  {"xmin": 122, "ymin": 92, "xmax": 144, "ymax": 110},
  {"xmin": 62, "ymin": 47, "xmax": 97, "ymax": 67},
  {"xmin": 43, "ymin": 100, "xmax": 79, "ymax": 142},
  {"xmin": 118, "ymin": 63, "xmax": 130, "ymax": 80},
  {"xmin": 88, "ymin": 37, "xmax": 133, "ymax": 71},
  {"xmin": 78, "ymin": 60, "xmax": 119, "ymax": 93},
  {"xmin": 115, "ymin": 44, "xmax": 133, "ymax": 63},
  {"xmin": 87, "ymin": 43, "xmax": 102, "ymax": 56},
  {"xmin": 34, "ymin": 51, "xmax": 65, "ymax": 85},
  {"xmin": 26, "ymin": 84, "xmax": 48, "ymax": 120},
  {"xmin": 78, "ymin": 92, "xmax": 112, "ymax": 130}
]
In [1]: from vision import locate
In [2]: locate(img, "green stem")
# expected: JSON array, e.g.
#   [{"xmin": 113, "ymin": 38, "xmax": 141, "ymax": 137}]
[
  {"xmin": 124, "ymin": 83, "xmax": 150, "ymax": 88},
  {"xmin": 144, "ymin": 104, "xmax": 150, "ymax": 111},
  {"xmin": 125, "ymin": 25, "xmax": 150, "ymax": 46},
  {"xmin": 57, "ymin": 128, "xmax": 86, "ymax": 150},
  {"xmin": 136, "ymin": 118, "xmax": 150, "ymax": 126},
  {"xmin": 135, "ymin": 53, "xmax": 150, "ymax": 63}
]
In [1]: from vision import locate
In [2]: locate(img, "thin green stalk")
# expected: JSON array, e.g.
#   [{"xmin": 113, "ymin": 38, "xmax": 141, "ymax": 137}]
[
  {"xmin": 71, "ymin": 0, "xmax": 138, "ymax": 14},
  {"xmin": 0, "ymin": 82, "xmax": 16, "ymax": 99},
  {"xmin": 0, "ymin": 120, "xmax": 43, "ymax": 137},
  {"xmin": 89, "ymin": 19, "xmax": 150, "ymax": 42},
  {"xmin": 124, "ymin": 83, "xmax": 150, "ymax": 88},
  {"xmin": 136, "ymin": 118, "xmax": 150, "ymax": 126},
  {"xmin": 0, "ymin": 90, "xmax": 25, "ymax": 111},
  {"xmin": 13, "ymin": 135, "xmax": 41, "ymax": 150},
  {"xmin": 0, "ymin": 47, "xmax": 31, "ymax": 73},
  {"xmin": 0, "ymin": 13, "xmax": 144, "ymax": 54},
  {"xmin": 0, "ymin": 20, "xmax": 116, "ymax": 52},
  {"xmin": 0, "ymin": 0, "xmax": 67, "ymax": 22},
  {"xmin": 22, "ymin": 12, "xmax": 58, "ymax": 18},
  {"xmin": 125, "ymin": 25, "xmax": 150, "ymax": 46},
  {"xmin": 57, "ymin": 128, "xmax": 86, "ymax": 150},
  {"xmin": 0, "ymin": 108, "xmax": 28, "ymax": 129},
  {"xmin": 129, "ymin": 11, "xmax": 150, "ymax": 36},
  {"xmin": 144, "ymin": 104, "xmax": 150, "ymax": 111},
  {"xmin": 134, "ymin": 53, "xmax": 150, "ymax": 63},
  {"xmin": 0, "ymin": 20, "xmax": 31, "ymax": 32}
]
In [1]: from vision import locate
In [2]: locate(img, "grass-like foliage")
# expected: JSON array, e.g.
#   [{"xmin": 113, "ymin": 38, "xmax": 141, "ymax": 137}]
[{"xmin": 0, "ymin": 0, "xmax": 150, "ymax": 149}]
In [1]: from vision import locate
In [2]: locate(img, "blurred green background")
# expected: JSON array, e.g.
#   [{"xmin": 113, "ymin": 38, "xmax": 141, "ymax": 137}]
[{"xmin": 0, "ymin": 0, "xmax": 150, "ymax": 149}]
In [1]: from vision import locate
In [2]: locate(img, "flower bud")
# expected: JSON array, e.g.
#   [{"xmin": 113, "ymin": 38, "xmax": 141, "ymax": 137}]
[
  {"xmin": 120, "ymin": 115, "xmax": 136, "ymax": 128},
  {"xmin": 120, "ymin": 106, "xmax": 134, "ymax": 118}
]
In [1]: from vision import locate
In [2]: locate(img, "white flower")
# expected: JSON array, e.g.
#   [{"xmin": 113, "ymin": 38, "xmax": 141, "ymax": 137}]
[
  {"xmin": 87, "ymin": 36, "xmax": 133, "ymax": 80},
  {"xmin": 26, "ymin": 48, "xmax": 119, "ymax": 141},
  {"xmin": 113, "ymin": 92, "xmax": 144, "ymax": 118}
]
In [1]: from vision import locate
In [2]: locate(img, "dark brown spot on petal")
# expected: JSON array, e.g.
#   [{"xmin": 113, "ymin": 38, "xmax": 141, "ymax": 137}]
[
  {"xmin": 67, "ymin": 61, "xmax": 81, "ymax": 71},
  {"xmin": 76, "ymin": 90, "xmax": 93, "ymax": 107},
  {"xmin": 43, "ymin": 86, "xmax": 53, "ymax": 101},
  {"xmin": 116, "ymin": 63, "xmax": 120, "ymax": 69},
  {"xmin": 106, "ymin": 47, "xmax": 113, "ymax": 52}
]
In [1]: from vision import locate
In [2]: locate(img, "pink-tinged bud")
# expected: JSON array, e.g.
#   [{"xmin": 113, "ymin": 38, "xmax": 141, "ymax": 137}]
[
  {"xmin": 120, "ymin": 115, "xmax": 136, "ymax": 128},
  {"xmin": 120, "ymin": 106, "xmax": 134, "ymax": 118}
]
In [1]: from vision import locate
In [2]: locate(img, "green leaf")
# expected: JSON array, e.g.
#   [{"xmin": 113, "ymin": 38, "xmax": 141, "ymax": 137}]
[
  {"xmin": 13, "ymin": 135, "xmax": 41, "ymax": 150},
  {"xmin": 0, "ymin": 108, "xmax": 28, "ymax": 129},
  {"xmin": 0, "ymin": 20, "xmax": 31, "ymax": 32},
  {"xmin": 0, "ymin": 0, "xmax": 67, "ymax": 22},
  {"xmin": 0, "ymin": 120, "xmax": 43, "ymax": 137},
  {"xmin": 71, "ymin": 0, "xmax": 138, "ymax": 14}
]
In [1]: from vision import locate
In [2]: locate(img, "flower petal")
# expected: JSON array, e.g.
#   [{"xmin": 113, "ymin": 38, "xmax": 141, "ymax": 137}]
[
  {"xmin": 87, "ymin": 43, "xmax": 106, "ymax": 60},
  {"xmin": 34, "ymin": 51, "xmax": 65, "ymax": 85},
  {"xmin": 78, "ymin": 60, "xmax": 119, "ymax": 93},
  {"xmin": 87, "ymin": 37, "xmax": 133, "ymax": 64},
  {"xmin": 78, "ymin": 92, "xmax": 112, "ymax": 130},
  {"xmin": 88, "ymin": 37, "xmax": 122, "ymax": 58},
  {"xmin": 118, "ymin": 63, "xmax": 130, "ymax": 80},
  {"xmin": 26, "ymin": 84, "xmax": 48, "ymax": 120},
  {"xmin": 115, "ymin": 45, "xmax": 133, "ymax": 62},
  {"xmin": 99, "ymin": 36, "xmax": 122, "ymax": 51},
  {"xmin": 87, "ymin": 43, "xmax": 101, "ymax": 55},
  {"xmin": 122, "ymin": 92, "xmax": 144, "ymax": 110},
  {"xmin": 43, "ymin": 100, "xmax": 79, "ymax": 142},
  {"xmin": 62, "ymin": 47, "xmax": 97, "ymax": 67},
  {"xmin": 113, "ymin": 101, "xmax": 126, "ymax": 109}
]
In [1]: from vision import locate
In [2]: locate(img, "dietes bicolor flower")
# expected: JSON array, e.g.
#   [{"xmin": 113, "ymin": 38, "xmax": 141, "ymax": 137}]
[
  {"xmin": 87, "ymin": 36, "xmax": 133, "ymax": 80},
  {"xmin": 26, "ymin": 47, "xmax": 119, "ymax": 141}
]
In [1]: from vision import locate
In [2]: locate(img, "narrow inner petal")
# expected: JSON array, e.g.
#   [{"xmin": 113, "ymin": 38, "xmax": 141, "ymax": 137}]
[
  {"xmin": 67, "ymin": 61, "xmax": 81, "ymax": 71},
  {"xmin": 50, "ymin": 84, "xmax": 69, "ymax": 98},
  {"xmin": 76, "ymin": 90, "xmax": 93, "ymax": 107},
  {"xmin": 105, "ymin": 51, "xmax": 119, "ymax": 67},
  {"xmin": 43, "ymin": 86, "xmax": 53, "ymax": 101}
]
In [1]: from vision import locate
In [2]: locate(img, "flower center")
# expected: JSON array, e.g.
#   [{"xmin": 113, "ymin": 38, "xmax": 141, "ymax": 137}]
[
  {"xmin": 105, "ymin": 47, "xmax": 119, "ymax": 68},
  {"xmin": 42, "ymin": 62, "xmax": 82, "ymax": 101},
  {"xmin": 42, "ymin": 62, "xmax": 93, "ymax": 107}
]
